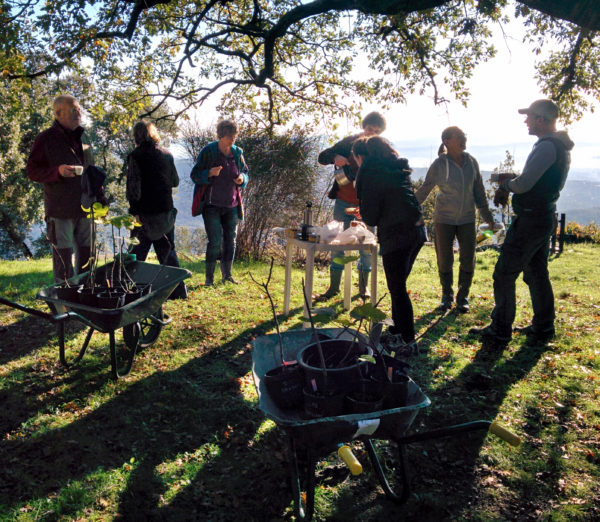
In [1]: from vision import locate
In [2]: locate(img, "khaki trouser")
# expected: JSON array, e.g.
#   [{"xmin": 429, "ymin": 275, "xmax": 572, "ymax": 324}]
[{"xmin": 434, "ymin": 222, "xmax": 476, "ymax": 275}]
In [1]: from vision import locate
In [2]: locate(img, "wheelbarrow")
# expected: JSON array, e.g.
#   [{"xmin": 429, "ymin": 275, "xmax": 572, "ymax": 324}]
[
  {"xmin": 251, "ymin": 328, "xmax": 520, "ymax": 520},
  {"xmin": 0, "ymin": 260, "xmax": 191, "ymax": 379}
]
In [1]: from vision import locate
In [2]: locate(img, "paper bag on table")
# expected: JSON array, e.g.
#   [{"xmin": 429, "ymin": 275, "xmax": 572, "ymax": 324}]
[{"xmin": 330, "ymin": 221, "xmax": 376, "ymax": 245}]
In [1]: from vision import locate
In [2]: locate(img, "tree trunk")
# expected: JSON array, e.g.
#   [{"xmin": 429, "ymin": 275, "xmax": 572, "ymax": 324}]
[{"xmin": 0, "ymin": 210, "xmax": 34, "ymax": 259}]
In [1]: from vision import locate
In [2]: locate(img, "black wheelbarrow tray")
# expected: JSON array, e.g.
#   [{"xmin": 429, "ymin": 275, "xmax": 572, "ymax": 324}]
[
  {"xmin": 0, "ymin": 260, "xmax": 191, "ymax": 379},
  {"xmin": 251, "ymin": 328, "xmax": 521, "ymax": 520}
]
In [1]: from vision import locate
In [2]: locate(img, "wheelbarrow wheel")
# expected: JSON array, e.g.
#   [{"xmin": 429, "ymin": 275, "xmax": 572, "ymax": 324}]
[
  {"xmin": 123, "ymin": 307, "xmax": 164, "ymax": 350},
  {"xmin": 288, "ymin": 436, "xmax": 316, "ymax": 521}
]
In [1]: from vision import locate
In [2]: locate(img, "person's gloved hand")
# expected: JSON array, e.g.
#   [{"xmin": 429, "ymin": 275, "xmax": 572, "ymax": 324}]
[{"xmin": 493, "ymin": 188, "xmax": 510, "ymax": 207}]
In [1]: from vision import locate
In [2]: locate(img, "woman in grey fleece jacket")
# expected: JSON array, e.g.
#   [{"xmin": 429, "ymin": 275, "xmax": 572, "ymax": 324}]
[{"xmin": 415, "ymin": 126, "xmax": 494, "ymax": 312}]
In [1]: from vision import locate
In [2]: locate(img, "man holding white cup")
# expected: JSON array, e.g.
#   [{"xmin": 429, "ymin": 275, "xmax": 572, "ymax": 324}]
[{"xmin": 27, "ymin": 94, "xmax": 94, "ymax": 282}]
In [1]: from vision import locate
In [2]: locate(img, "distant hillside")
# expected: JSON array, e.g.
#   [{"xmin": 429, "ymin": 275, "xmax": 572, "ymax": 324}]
[{"xmin": 172, "ymin": 159, "xmax": 600, "ymax": 229}]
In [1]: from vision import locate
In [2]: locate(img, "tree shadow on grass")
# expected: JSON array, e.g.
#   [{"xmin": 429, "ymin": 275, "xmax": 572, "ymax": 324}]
[
  {"xmin": 0, "ymin": 317, "xmax": 301, "ymax": 521},
  {"xmin": 315, "ymin": 335, "xmax": 555, "ymax": 520},
  {"xmin": 0, "ymin": 322, "xmax": 137, "ymax": 438},
  {"xmin": 0, "ymin": 313, "xmax": 87, "ymax": 366},
  {"xmin": 393, "ymin": 336, "xmax": 552, "ymax": 519}
]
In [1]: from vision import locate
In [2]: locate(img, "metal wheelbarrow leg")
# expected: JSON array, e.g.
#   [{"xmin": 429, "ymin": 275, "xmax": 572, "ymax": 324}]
[
  {"xmin": 58, "ymin": 322, "xmax": 95, "ymax": 367},
  {"xmin": 288, "ymin": 435, "xmax": 316, "ymax": 521},
  {"xmin": 363, "ymin": 420, "xmax": 521, "ymax": 505},
  {"xmin": 364, "ymin": 438, "xmax": 410, "ymax": 504}
]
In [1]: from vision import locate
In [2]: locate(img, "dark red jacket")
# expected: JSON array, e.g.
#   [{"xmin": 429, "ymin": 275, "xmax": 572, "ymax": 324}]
[{"xmin": 26, "ymin": 121, "xmax": 93, "ymax": 219}]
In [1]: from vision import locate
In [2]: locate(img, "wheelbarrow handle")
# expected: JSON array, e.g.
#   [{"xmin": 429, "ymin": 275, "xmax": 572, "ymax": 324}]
[
  {"xmin": 0, "ymin": 296, "xmax": 71, "ymax": 323},
  {"xmin": 397, "ymin": 420, "xmax": 521, "ymax": 447},
  {"xmin": 489, "ymin": 421, "xmax": 521, "ymax": 447}
]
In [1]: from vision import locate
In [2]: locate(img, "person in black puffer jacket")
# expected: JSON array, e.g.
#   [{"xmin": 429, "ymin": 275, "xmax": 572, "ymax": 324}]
[
  {"xmin": 126, "ymin": 120, "xmax": 187, "ymax": 299},
  {"xmin": 354, "ymin": 136, "xmax": 427, "ymax": 353}
]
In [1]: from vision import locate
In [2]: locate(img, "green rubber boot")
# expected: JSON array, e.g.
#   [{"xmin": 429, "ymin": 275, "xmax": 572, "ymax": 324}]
[{"xmin": 322, "ymin": 269, "xmax": 342, "ymax": 298}]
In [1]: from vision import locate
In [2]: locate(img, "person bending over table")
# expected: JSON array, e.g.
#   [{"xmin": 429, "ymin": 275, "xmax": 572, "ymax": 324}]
[{"xmin": 354, "ymin": 136, "xmax": 426, "ymax": 354}]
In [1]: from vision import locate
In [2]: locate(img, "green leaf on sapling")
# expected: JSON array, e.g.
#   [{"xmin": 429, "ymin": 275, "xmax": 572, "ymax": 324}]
[
  {"xmin": 350, "ymin": 303, "xmax": 387, "ymax": 322},
  {"xmin": 332, "ymin": 255, "xmax": 359, "ymax": 265},
  {"xmin": 358, "ymin": 354, "xmax": 376, "ymax": 364}
]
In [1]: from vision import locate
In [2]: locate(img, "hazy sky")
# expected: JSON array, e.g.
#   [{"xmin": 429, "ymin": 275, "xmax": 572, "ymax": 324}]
[
  {"xmin": 354, "ymin": 22, "xmax": 599, "ymax": 171},
  {"xmin": 180, "ymin": 12, "xmax": 598, "ymax": 171}
]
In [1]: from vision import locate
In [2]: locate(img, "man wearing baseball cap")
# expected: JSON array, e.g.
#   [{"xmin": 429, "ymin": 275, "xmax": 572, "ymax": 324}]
[{"xmin": 470, "ymin": 99, "xmax": 574, "ymax": 344}]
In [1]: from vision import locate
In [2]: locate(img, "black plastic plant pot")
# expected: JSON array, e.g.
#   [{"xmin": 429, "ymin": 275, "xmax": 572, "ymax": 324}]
[
  {"xmin": 302, "ymin": 387, "xmax": 345, "ymax": 418},
  {"xmin": 55, "ymin": 284, "xmax": 81, "ymax": 303},
  {"xmin": 370, "ymin": 354, "xmax": 410, "ymax": 409},
  {"xmin": 77, "ymin": 287, "xmax": 99, "ymax": 307},
  {"xmin": 124, "ymin": 288, "xmax": 142, "ymax": 305},
  {"xmin": 345, "ymin": 379, "xmax": 385, "ymax": 414},
  {"xmin": 136, "ymin": 283, "xmax": 152, "ymax": 296},
  {"xmin": 263, "ymin": 363, "xmax": 304, "ymax": 410},
  {"xmin": 96, "ymin": 291, "xmax": 125, "ymax": 309},
  {"xmin": 370, "ymin": 354, "xmax": 410, "ymax": 383},
  {"xmin": 297, "ymin": 339, "xmax": 373, "ymax": 396},
  {"xmin": 383, "ymin": 374, "xmax": 409, "ymax": 409}
]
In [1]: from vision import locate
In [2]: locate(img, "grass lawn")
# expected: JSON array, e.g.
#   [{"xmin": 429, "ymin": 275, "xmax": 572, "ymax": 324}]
[{"xmin": 0, "ymin": 243, "xmax": 599, "ymax": 520}]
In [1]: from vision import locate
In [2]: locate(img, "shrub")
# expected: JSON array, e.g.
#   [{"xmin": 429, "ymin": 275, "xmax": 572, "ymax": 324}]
[{"xmin": 565, "ymin": 221, "xmax": 600, "ymax": 243}]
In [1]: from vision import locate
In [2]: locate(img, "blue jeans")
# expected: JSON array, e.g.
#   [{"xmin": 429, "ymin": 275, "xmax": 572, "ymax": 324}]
[
  {"xmin": 490, "ymin": 212, "xmax": 555, "ymax": 336},
  {"xmin": 203, "ymin": 205, "xmax": 239, "ymax": 264},
  {"xmin": 331, "ymin": 199, "xmax": 373, "ymax": 272}
]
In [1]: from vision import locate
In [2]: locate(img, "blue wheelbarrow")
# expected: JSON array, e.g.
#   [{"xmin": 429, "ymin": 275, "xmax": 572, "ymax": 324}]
[{"xmin": 252, "ymin": 328, "xmax": 520, "ymax": 520}]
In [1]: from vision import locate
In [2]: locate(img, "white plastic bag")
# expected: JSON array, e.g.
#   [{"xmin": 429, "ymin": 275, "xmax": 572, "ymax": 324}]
[
  {"xmin": 313, "ymin": 220, "xmax": 345, "ymax": 244},
  {"xmin": 330, "ymin": 221, "xmax": 376, "ymax": 246}
]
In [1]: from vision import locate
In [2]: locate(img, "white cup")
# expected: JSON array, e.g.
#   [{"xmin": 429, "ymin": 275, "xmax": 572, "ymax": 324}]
[{"xmin": 73, "ymin": 165, "xmax": 84, "ymax": 176}]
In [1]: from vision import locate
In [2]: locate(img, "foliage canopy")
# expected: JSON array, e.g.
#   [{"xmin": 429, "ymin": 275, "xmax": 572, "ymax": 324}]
[{"xmin": 2, "ymin": 0, "xmax": 599, "ymax": 128}]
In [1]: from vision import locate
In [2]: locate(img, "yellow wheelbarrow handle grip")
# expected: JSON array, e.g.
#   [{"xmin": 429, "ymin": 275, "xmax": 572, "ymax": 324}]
[
  {"xmin": 338, "ymin": 445, "xmax": 363, "ymax": 475},
  {"xmin": 489, "ymin": 421, "xmax": 521, "ymax": 447}
]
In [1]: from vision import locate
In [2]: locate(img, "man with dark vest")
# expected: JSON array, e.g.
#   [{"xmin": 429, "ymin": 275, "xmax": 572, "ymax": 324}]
[
  {"xmin": 470, "ymin": 99, "xmax": 574, "ymax": 344},
  {"xmin": 27, "ymin": 94, "xmax": 94, "ymax": 282}
]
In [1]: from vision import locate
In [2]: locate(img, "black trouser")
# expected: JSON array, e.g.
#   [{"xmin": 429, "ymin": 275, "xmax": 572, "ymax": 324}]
[
  {"xmin": 131, "ymin": 227, "xmax": 180, "ymax": 267},
  {"xmin": 130, "ymin": 227, "xmax": 187, "ymax": 299},
  {"xmin": 490, "ymin": 212, "xmax": 555, "ymax": 336},
  {"xmin": 381, "ymin": 227, "xmax": 425, "ymax": 343}
]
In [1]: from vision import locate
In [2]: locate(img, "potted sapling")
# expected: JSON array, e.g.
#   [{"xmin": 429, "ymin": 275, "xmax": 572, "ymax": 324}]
[
  {"xmin": 249, "ymin": 259, "xmax": 304, "ymax": 410},
  {"xmin": 77, "ymin": 201, "xmax": 110, "ymax": 307},
  {"xmin": 297, "ymin": 280, "xmax": 379, "ymax": 418}
]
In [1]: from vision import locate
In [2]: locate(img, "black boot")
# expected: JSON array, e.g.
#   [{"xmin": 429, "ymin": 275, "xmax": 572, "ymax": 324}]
[
  {"xmin": 169, "ymin": 281, "xmax": 188, "ymax": 300},
  {"xmin": 456, "ymin": 270, "xmax": 473, "ymax": 313},
  {"xmin": 53, "ymin": 247, "xmax": 74, "ymax": 283},
  {"xmin": 205, "ymin": 261, "xmax": 216, "ymax": 286},
  {"xmin": 439, "ymin": 271, "xmax": 453, "ymax": 310},
  {"xmin": 221, "ymin": 260, "xmax": 238, "ymax": 284}
]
